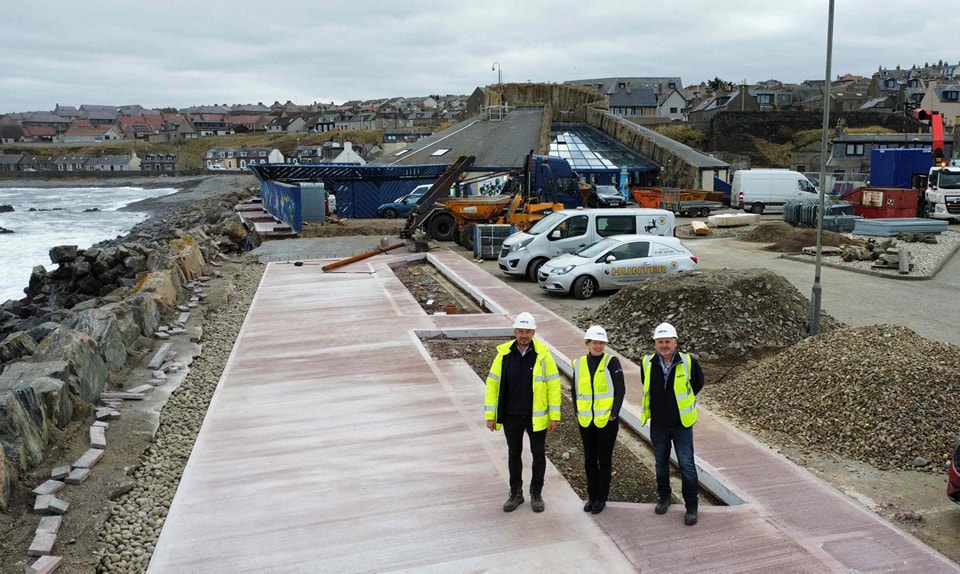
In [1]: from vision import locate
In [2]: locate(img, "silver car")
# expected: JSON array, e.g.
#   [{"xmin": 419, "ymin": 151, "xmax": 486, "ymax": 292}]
[{"xmin": 537, "ymin": 234, "xmax": 698, "ymax": 299}]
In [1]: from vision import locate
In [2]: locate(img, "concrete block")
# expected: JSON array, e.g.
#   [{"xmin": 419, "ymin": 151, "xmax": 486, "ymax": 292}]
[
  {"xmin": 65, "ymin": 468, "xmax": 91, "ymax": 485},
  {"xmin": 154, "ymin": 331, "xmax": 170, "ymax": 340},
  {"xmin": 176, "ymin": 312, "xmax": 190, "ymax": 324},
  {"xmin": 127, "ymin": 384, "xmax": 154, "ymax": 395},
  {"xmin": 157, "ymin": 325, "xmax": 169, "ymax": 332},
  {"xmin": 36, "ymin": 515, "xmax": 63, "ymax": 534},
  {"xmin": 147, "ymin": 342, "xmax": 173, "ymax": 370},
  {"xmin": 89, "ymin": 426, "xmax": 107, "ymax": 449},
  {"xmin": 25, "ymin": 555, "xmax": 62, "ymax": 573},
  {"xmin": 31, "ymin": 480, "xmax": 65, "ymax": 497},
  {"xmin": 50, "ymin": 467, "xmax": 70, "ymax": 481},
  {"xmin": 92, "ymin": 421, "xmax": 109, "ymax": 428},
  {"xmin": 95, "ymin": 407, "xmax": 115, "ymax": 420},
  {"xmin": 33, "ymin": 495, "xmax": 54, "ymax": 514},
  {"xmin": 72, "ymin": 448, "xmax": 104, "ymax": 469},
  {"xmin": 152, "ymin": 370, "xmax": 167, "ymax": 380},
  {"xmin": 28, "ymin": 532, "xmax": 56, "ymax": 556},
  {"xmin": 100, "ymin": 392, "xmax": 144, "ymax": 400},
  {"xmin": 48, "ymin": 498, "xmax": 69, "ymax": 515},
  {"xmin": 177, "ymin": 305, "xmax": 190, "ymax": 312}
]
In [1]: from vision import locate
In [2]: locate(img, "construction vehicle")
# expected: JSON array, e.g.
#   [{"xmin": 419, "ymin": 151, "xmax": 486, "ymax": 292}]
[
  {"xmin": 401, "ymin": 151, "xmax": 585, "ymax": 245},
  {"xmin": 915, "ymin": 109, "xmax": 960, "ymax": 221}
]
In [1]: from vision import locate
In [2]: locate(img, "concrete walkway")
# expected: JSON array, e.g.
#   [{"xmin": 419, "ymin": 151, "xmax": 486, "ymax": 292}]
[{"xmin": 147, "ymin": 249, "xmax": 959, "ymax": 573}]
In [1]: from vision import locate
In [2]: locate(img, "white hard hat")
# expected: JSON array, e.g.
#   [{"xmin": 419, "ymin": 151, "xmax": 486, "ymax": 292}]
[
  {"xmin": 584, "ymin": 325, "xmax": 608, "ymax": 342},
  {"xmin": 513, "ymin": 312, "xmax": 537, "ymax": 330},
  {"xmin": 652, "ymin": 322, "xmax": 678, "ymax": 340}
]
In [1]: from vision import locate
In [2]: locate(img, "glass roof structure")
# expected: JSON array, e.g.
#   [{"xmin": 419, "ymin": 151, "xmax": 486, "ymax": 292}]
[{"xmin": 550, "ymin": 124, "xmax": 660, "ymax": 174}]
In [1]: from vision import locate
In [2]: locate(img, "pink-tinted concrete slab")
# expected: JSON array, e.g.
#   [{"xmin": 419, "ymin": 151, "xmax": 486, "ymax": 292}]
[{"xmin": 147, "ymin": 248, "xmax": 959, "ymax": 573}]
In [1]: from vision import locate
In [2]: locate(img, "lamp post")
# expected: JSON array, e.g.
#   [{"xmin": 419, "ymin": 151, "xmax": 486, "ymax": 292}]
[
  {"xmin": 809, "ymin": 0, "xmax": 835, "ymax": 336},
  {"xmin": 492, "ymin": 61, "xmax": 503, "ymax": 105}
]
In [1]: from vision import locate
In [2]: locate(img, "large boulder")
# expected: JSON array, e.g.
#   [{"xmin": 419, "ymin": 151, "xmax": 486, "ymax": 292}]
[
  {"xmin": 0, "ymin": 384, "xmax": 50, "ymax": 471},
  {"xmin": 0, "ymin": 361, "xmax": 72, "ymax": 428},
  {"xmin": 63, "ymin": 308, "xmax": 127, "ymax": 372},
  {"xmin": 169, "ymin": 236, "xmax": 207, "ymax": 281},
  {"xmin": 101, "ymin": 293, "xmax": 160, "ymax": 345},
  {"xmin": 49, "ymin": 245, "xmax": 79, "ymax": 264},
  {"xmin": 33, "ymin": 329, "xmax": 107, "ymax": 403},
  {"xmin": 0, "ymin": 458, "xmax": 10, "ymax": 511},
  {"xmin": 134, "ymin": 269, "xmax": 181, "ymax": 309},
  {"xmin": 0, "ymin": 331, "xmax": 37, "ymax": 363}
]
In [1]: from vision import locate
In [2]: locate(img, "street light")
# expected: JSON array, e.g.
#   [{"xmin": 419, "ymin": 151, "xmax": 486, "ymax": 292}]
[
  {"xmin": 809, "ymin": 0, "xmax": 835, "ymax": 336},
  {"xmin": 491, "ymin": 61, "xmax": 502, "ymax": 89}
]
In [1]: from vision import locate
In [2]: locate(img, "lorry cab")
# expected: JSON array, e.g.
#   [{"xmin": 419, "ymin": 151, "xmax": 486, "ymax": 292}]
[
  {"xmin": 924, "ymin": 165, "xmax": 960, "ymax": 222},
  {"xmin": 498, "ymin": 208, "xmax": 675, "ymax": 281},
  {"xmin": 731, "ymin": 169, "xmax": 818, "ymax": 214}
]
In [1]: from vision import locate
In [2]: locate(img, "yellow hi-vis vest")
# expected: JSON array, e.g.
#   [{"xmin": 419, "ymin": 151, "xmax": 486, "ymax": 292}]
[
  {"xmin": 640, "ymin": 352, "xmax": 697, "ymax": 427},
  {"xmin": 484, "ymin": 338, "xmax": 562, "ymax": 431},
  {"xmin": 574, "ymin": 354, "xmax": 614, "ymax": 428}
]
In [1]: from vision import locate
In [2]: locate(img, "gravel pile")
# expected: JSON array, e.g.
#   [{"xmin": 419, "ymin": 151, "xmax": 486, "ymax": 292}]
[
  {"xmin": 575, "ymin": 268, "xmax": 844, "ymax": 362},
  {"xmin": 95, "ymin": 260, "xmax": 264, "ymax": 573},
  {"xmin": 706, "ymin": 324, "xmax": 960, "ymax": 471}
]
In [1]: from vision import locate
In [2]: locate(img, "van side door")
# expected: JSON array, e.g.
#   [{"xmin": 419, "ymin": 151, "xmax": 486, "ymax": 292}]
[
  {"xmin": 596, "ymin": 215, "xmax": 637, "ymax": 238},
  {"xmin": 602, "ymin": 240, "xmax": 651, "ymax": 289},
  {"xmin": 546, "ymin": 214, "xmax": 590, "ymax": 257}
]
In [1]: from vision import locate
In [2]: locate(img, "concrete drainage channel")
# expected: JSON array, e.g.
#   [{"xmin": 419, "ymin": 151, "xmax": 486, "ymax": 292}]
[{"xmin": 391, "ymin": 255, "xmax": 739, "ymax": 507}]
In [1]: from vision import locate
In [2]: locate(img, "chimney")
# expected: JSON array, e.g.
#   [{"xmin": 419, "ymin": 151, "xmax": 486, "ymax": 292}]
[{"xmin": 626, "ymin": 82, "xmax": 632, "ymax": 94}]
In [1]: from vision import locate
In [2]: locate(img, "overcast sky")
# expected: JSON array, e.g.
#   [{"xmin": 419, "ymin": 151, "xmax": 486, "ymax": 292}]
[{"xmin": 3, "ymin": 1, "xmax": 958, "ymax": 114}]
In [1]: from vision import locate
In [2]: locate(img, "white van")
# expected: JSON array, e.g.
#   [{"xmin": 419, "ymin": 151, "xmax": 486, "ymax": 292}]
[
  {"xmin": 498, "ymin": 208, "xmax": 675, "ymax": 281},
  {"xmin": 730, "ymin": 169, "xmax": 818, "ymax": 214}
]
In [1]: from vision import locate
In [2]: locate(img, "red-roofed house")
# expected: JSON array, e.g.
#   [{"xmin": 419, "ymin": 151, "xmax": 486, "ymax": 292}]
[{"xmin": 22, "ymin": 126, "xmax": 57, "ymax": 142}]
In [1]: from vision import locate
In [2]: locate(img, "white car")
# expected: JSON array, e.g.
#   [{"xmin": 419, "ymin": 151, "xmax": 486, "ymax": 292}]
[{"xmin": 537, "ymin": 234, "xmax": 698, "ymax": 299}]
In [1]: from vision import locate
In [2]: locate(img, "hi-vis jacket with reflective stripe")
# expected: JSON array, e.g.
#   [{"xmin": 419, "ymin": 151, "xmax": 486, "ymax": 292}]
[
  {"xmin": 484, "ymin": 338, "xmax": 561, "ymax": 431},
  {"xmin": 574, "ymin": 354, "xmax": 614, "ymax": 428},
  {"xmin": 640, "ymin": 353, "xmax": 697, "ymax": 427}
]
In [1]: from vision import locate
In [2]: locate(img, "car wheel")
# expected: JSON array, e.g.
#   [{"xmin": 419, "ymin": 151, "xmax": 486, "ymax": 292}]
[
  {"xmin": 460, "ymin": 225, "xmax": 475, "ymax": 251},
  {"xmin": 381, "ymin": 208, "xmax": 397, "ymax": 219},
  {"xmin": 749, "ymin": 203, "xmax": 764, "ymax": 215},
  {"xmin": 527, "ymin": 257, "xmax": 547, "ymax": 282},
  {"xmin": 428, "ymin": 213, "xmax": 457, "ymax": 241},
  {"xmin": 572, "ymin": 275, "xmax": 597, "ymax": 300}
]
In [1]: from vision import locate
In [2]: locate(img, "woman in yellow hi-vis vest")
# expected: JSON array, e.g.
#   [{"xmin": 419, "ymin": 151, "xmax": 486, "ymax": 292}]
[
  {"xmin": 574, "ymin": 325, "xmax": 625, "ymax": 515},
  {"xmin": 641, "ymin": 322, "xmax": 705, "ymax": 526}
]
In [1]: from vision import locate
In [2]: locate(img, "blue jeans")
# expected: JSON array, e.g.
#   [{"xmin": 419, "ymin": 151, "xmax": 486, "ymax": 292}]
[{"xmin": 650, "ymin": 424, "xmax": 699, "ymax": 511}]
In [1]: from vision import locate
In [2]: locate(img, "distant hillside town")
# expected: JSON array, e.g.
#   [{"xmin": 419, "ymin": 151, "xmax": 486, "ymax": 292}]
[{"xmin": 0, "ymin": 60, "xmax": 958, "ymax": 174}]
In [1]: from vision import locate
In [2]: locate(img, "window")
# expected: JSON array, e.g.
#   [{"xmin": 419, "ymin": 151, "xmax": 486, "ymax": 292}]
[
  {"xmin": 670, "ymin": 107, "xmax": 678, "ymax": 113},
  {"xmin": 944, "ymin": 90, "xmax": 959, "ymax": 101},
  {"xmin": 555, "ymin": 215, "xmax": 588, "ymax": 239},
  {"xmin": 259, "ymin": 151, "xmax": 266, "ymax": 157},
  {"xmin": 429, "ymin": 148, "xmax": 451, "ymax": 157},
  {"xmin": 596, "ymin": 216, "xmax": 637, "ymax": 237},
  {"xmin": 758, "ymin": 94, "xmax": 773, "ymax": 105},
  {"xmin": 845, "ymin": 144, "xmax": 864, "ymax": 156},
  {"xmin": 618, "ymin": 82, "xmax": 625, "ymax": 89}
]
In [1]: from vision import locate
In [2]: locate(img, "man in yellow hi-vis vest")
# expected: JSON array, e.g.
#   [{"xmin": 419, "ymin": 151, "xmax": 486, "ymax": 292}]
[
  {"xmin": 641, "ymin": 322, "xmax": 704, "ymax": 526},
  {"xmin": 485, "ymin": 312, "xmax": 561, "ymax": 513}
]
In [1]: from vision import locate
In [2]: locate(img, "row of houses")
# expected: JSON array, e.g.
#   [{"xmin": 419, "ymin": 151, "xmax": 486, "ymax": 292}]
[
  {"xmin": 0, "ymin": 152, "xmax": 186, "ymax": 173},
  {"xmin": 566, "ymin": 62, "xmax": 960, "ymax": 125},
  {"xmin": 0, "ymin": 94, "xmax": 470, "ymax": 145}
]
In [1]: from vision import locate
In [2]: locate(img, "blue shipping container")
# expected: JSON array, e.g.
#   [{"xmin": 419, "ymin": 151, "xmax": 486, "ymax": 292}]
[{"xmin": 869, "ymin": 148, "xmax": 932, "ymax": 189}]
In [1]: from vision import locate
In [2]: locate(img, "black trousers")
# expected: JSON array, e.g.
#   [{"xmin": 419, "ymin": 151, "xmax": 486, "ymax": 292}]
[
  {"xmin": 502, "ymin": 415, "xmax": 546, "ymax": 494},
  {"xmin": 578, "ymin": 418, "xmax": 620, "ymax": 502}
]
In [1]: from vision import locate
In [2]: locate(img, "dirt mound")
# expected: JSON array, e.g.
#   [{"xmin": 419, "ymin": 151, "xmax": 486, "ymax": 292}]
[
  {"xmin": 576, "ymin": 269, "xmax": 843, "ymax": 362},
  {"xmin": 762, "ymin": 228, "xmax": 864, "ymax": 253},
  {"xmin": 300, "ymin": 218, "xmax": 405, "ymax": 238},
  {"xmin": 739, "ymin": 221, "xmax": 796, "ymax": 243},
  {"xmin": 707, "ymin": 324, "xmax": 960, "ymax": 471}
]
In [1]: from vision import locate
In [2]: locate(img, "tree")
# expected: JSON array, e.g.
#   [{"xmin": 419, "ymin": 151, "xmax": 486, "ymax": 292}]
[{"xmin": 707, "ymin": 77, "xmax": 726, "ymax": 93}]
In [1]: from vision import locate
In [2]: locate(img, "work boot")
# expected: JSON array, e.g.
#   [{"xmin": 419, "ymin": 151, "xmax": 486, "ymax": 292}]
[
  {"xmin": 531, "ymin": 492, "xmax": 545, "ymax": 513},
  {"xmin": 684, "ymin": 509, "xmax": 698, "ymax": 526},
  {"xmin": 583, "ymin": 499, "xmax": 595, "ymax": 512},
  {"xmin": 502, "ymin": 490, "xmax": 524, "ymax": 512},
  {"xmin": 654, "ymin": 499, "xmax": 671, "ymax": 515},
  {"xmin": 591, "ymin": 501, "xmax": 606, "ymax": 514}
]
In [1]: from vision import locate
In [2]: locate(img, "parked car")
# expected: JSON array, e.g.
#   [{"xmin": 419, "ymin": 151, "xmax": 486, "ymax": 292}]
[
  {"xmin": 377, "ymin": 184, "xmax": 431, "ymax": 219},
  {"xmin": 589, "ymin": 185, "xmax": 627, "ymax": 208},
  {"xmin": 537, "ymin": 234, "xmax": 698, "ymax": 299},
  {"xmin": 949, "ymin": 431, "xmax": 960, "ymax": 505}
]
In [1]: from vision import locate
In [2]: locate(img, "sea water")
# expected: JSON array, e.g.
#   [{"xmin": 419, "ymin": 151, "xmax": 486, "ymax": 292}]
[{"xmin": 0, "ymin": 185, "xmax": 179, "ymax": 303}]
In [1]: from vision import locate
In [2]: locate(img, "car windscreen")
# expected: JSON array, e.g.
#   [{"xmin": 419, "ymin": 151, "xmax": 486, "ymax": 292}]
[
  {"xmin": 526, "ymin": 211, "xmax": 567, "ymax": 235},
  {"xmin": 596, "ymin": 186, "xmax": 620, "ymax": 197},
  {"xmin": 575, "ymin": 237, "xmax": 619, "ymax": 257}
]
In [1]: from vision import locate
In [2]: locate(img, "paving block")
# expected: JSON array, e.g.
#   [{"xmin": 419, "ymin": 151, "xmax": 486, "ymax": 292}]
[
  {"xmin": 95, "ymin": 407, "xmax": 116, "ymax": 421},
  {"xmin": 31, "ymin": 480, "xmax": 65, "ymax": 497},
  {"xmin": 92, "ymin": 421, "xmax": 109, "ymax": 428},
  {"xmin": 177, "ymin": 312, "xmax": 190, "ymax": 324},
  {"xmin": 187, "ymin": 301, "xmax": 198, "ymax": 308},
  {"xmin": 28, "ymin": 532, "xmax": 57, "ymax": 556},
  {"xmin": 154, "ymin": 331, "xmax": 170, "ymax": 340},
  {"xmin": 48, "ymin": 498, "xmax": 69, "ymax": 515},
  {"xmin": 65, "ymin": 468, "xmax": 91, "ymax": 485},
  {"xmin": 89, "ymin": 426, "xmax": 107, "ymax": 449},
  {"xmin": 157, "ymin": 325, "xmax": 169, "ymax": 332},
  {"xmin": 177, "ymin": 304, "xmax": 190, "ymax": 311},
  {"xmin": 127, "ymin": 384, "xmax": 155, "ymax": 395},
  {"xmin": 168, "ymin": 327, "xmax": 187, "ymax": 335},
  {"xmin": 33, "ymin": 495, "xmax": 63, "ymax": 515},
  {"xmin": 50, "ymin": 466, "xmax": 70, "ymax": 480},
  {"xmin": 36, "ymin": 515, "xmax": 63, "ymax": 535},
  {"xmin": 100, "ymin": 392, "xmax": 145, "ymax": 400},
  {"xmin": 25, "ymin": 554, "xmax": 62, "ymax": 573},
  {"xmin": 152, "ymin": 370, "xmax": 167, "ymax": 380},
  {"xmin": 147, "ymin": 342, "xmax": 173, "ymax": 370},
  {"xmin": 72, "ymin": 448, "xmax": 104, "ymax": 469}
]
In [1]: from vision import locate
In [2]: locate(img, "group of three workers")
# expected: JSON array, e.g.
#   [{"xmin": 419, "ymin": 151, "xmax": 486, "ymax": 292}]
[{"xmin": 484, "ymin": 312, "xmax": 704, "ymax": 526}]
